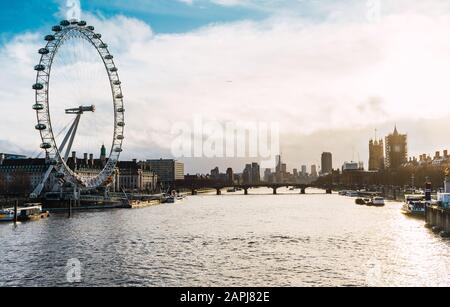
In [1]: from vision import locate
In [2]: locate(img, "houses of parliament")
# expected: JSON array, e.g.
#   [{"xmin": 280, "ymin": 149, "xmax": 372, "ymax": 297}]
[{"xmin": 369, "ymin": 126, "xmax": 408, "ymax": 171}]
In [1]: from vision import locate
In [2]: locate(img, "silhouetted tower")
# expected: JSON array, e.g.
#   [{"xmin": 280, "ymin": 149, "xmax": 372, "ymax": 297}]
[
  {"xmin": 369, "ymin": 138, "xmax": 385, "ymax": 171},
  {"xmin": 385, "ymin": 126, "xmax": 408, "ymax": 169}
]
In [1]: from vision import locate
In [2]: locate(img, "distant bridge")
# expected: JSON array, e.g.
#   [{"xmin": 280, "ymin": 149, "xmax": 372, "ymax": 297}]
[{"xmin": 172, "ymin": 181, "xmax": 333, "ymax": 196}]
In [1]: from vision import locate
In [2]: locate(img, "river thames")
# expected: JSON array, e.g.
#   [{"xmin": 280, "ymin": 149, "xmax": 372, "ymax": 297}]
[{"xmin": 0, "ymin": 188, "xmax": 449, "ymax": 287}]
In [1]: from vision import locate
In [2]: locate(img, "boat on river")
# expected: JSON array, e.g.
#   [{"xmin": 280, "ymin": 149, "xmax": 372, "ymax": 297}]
[
  {"xmin": 17, "ymin": 204, "xmax": 49, "ymax": 222},
  {"xmin": 402, "ymin": 195, "xmax": 427, "ymax": 216},
  {"xmin": 355, "ymin": 198, "xmax": 371, "ymax": 205},
  {"xmin": 1, "ymin": 204, "xmax": 49, "ymax": 222},
  {"xmin": 0, "ymin": 208, "xmax": 14, "ymax": 222},
  {"xmin": 371, "ymin": 197, "xmax": 385, "ymax": 207}
]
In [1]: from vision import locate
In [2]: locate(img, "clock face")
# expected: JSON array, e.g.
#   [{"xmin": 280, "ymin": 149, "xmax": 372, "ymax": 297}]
[{"xmin": 394, "ymin": 145, "xmax": 401, "ymax": 153}]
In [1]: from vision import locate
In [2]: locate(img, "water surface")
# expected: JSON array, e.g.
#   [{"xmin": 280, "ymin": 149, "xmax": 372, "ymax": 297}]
[{"xmin": 1, "ymin": 188, "xmax": 449, "ymax": 287}]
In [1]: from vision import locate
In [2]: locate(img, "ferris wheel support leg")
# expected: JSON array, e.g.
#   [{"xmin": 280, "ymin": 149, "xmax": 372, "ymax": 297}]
[
  {"xmin": 64, "ymin": 115, "xmax": 81, "ymax": 161},
  {"xmin": 59, "ymin": 115, "xmax": 80, "ymax": 157},
  {"xmin": 30, "ymin": 165, "xmax": 55, "ymax": 199}
]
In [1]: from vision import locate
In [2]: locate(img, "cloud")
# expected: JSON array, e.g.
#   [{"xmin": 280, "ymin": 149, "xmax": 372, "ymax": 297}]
[{"xmin": 2, "ymin": 2, "xmax": 450, "ymax": 173}]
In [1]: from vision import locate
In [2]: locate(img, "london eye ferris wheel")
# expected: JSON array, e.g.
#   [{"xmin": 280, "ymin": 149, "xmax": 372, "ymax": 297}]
[{"xmin": 31, "ymin": 19, "xmax": 125, "ymax": 196}]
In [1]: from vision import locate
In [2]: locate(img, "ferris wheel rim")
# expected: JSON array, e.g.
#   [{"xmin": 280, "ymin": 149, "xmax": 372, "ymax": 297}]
[{"xmin": 33, "ymin": 19, "xmax": 125, "ymax": 189}]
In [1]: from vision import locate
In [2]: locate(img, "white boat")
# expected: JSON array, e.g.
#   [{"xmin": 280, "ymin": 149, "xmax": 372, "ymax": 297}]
[
  {"xmin": 371, "ymin": 197, "xmax": 385, "ymax": 207},
  {"xmin": 0, "ymin": 209, "xmax": 14, "ymax": 222},
  {"xmin": 402, "ymin": 194, "xmax": 426, "ymax": 216},
  {"xmin": 17, "ymin": 204, "xmax": 49, "ymax": 222}
]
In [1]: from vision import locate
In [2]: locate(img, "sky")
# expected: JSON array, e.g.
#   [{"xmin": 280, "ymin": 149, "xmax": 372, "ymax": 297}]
[{"xmin": 2, "ymin": 0, "xmax": 450, "ymax": 174}]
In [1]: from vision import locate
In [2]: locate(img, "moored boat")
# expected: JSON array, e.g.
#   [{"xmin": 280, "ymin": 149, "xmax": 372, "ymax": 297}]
[
  {"xmin": 0, "ymin": 208, "xmax": 14, "ymax": 222},
  {"xmin": 17, "ymin": 204, "xmax": 49, "ymax": 222},
  {"xmin": 355, "ymin": 198, "xmax": 366, "ymax": 205},
  {"xmin": 371, "ymin": 197, "xmax": 385, "ymax": 207},
  {"xmin": 402, "ymin": 195, "xmax": 426, "ymax": 216},
  {"xmin": 346, "ymin": 191, "xmax": 359, "ymax": 197}
]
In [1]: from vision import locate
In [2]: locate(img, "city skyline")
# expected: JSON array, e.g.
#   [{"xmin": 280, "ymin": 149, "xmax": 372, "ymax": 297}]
[{"xmin": 3, "ymin": 1, "xmax": 450, "ymax": 174}]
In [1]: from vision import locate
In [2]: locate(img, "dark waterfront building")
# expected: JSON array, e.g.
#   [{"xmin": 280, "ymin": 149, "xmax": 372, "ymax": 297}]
[
  {"xmin": 226, "ymin": 168, "xmax": 234, "ymax": 184},
  {"xmin": 311, "ymin": 165, "xmax": 318, "ymax": 178},
  {"xmin": 120, "ymin": 161, "xmax": 158, "ymax": 193},
  {"xmin": 145, "ymin": 159, "xmax": 185, "ymax": 185},
  {"xmin": 242, "ymin": 164, "xmax": 252, "ymax": 184},
  {"xmin": 369, "ymin": 139, "xmax": 385, "ymax": 171},
  {"xmin": 385, "ymin": 126, "xmax": 408, "ymax": 169},
  {"xmin": 251, "ymin": 162, "xmax": 261, "ymax": 184},
  {"xmin": 210, "ymin": 167, "xmax": 220, "ymax": 179},
  {"xmin": 321, "ymin": 152, "xmax": 333, "ymax": 175},
  {"xmin": 0, "ymin": 158, "xmax": 52, "ymax": 195}
]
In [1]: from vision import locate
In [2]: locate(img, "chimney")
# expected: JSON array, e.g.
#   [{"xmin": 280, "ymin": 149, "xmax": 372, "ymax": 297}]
[
  {"xmin": 72, "ymin": 151, "xmax": 76, "ymax": 159},
  {"xmin": 0, "ymin": 153, "xmax": 4, "ymax": 165},
  {"xmin": 445, "ymin": 150, "xmax": 448, "ymax": 158},
  {"xmin": 133, "ymin": 159, "xmax": 137, "ymax": 164},
  {"xmin": 435, "ymin": 151, "xmax": 441, "ymax": 159},
  {"xmin": 84, "ymin": 153, "xmax": 88, "ymax": 165},
  {"xmin": 89, "ymin": 154, "xmax": 94, "ymax": 166}
]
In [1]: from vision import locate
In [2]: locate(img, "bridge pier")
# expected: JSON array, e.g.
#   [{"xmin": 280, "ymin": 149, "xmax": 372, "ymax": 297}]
[
  {"xmin": 326, "ymin": 188, "xmax": 332, "ymax": 194},
  {"xmin": 191, "ymin": 189, "xmax": 197, "ymax": 196},
  {"xmin": 300, "ymin": 188, "xmax": 306, "ymax": 195},
  {"xmin": 273, "ymin": 187, "xmax": 277, "ymax": 195},
  {"xmin": 216, "ymin": 188, "xmax": 222, "ymax": 196},
  {"xmin": 244, "ymin": 188, "xmax": 248, "ymax": 195}
]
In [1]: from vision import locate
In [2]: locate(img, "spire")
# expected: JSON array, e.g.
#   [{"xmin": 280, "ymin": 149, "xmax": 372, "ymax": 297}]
[
  {"xmin": 393, "ymin": 125, "xmax": 399, "ymax": 135},
  {"xmin": 100, "ymin": 144, "xmax": 106, "ymax": 159}
]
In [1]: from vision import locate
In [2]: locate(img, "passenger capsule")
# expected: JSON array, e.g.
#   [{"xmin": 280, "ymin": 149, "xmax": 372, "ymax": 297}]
[
  {"xmin": 117, "ymin": 135, "xmax": 125, "ymax": 140},
  {"xmin": 34, "ymin": 64, "xmax": 46, "ymax": 71},
  {"xmin": 115, "ymin": 94, "xmax": 123, "ymax": 99},
  {"xmin": 60, "ymin": 20, "xmax": 70, "ymax": 27},
  {"xmin": 117, "ymin": 122, "xmax": 125, "ymax": 127},
  {"xmin": 78, "ymin": 20, "xmax": 87, "ymax": 27},
  {"xmin": 39, "ymin": 48, "xmax": 49, "ymax": 55},
  {"xmin": 104, "ymin": 55, "xmax": 113, "ymax": 60},
  {"xmin": 35, "ymin": 124, "xmax": 47, "ymax": 130},
  {"xmin": 70, "ymin": 19, "xmax": 79, "ymax": 25},
  {"xmin": 32, "ymin": 104, "xmax": 44, "ymax": 111},
  {"xmin": 93, "ymin": 33, "xmax": 102, "ymax": 39},
  {"xmin": 99, "ymin": 43, "xmax": 108, "ymax": 49},
  {"xmin": 87, "ymin": 26, "xmax": 95, "ymax": 31},
  {"xmin": 33, "ymin": 83, "xmax": 44, "ymax": 90},
  {"xmin": 110, "ymin": 67, "xmax": 118, "ymax": 72},
  {"xmin": 114, "ymin": 148, "xmax": 123, "ymax": 153},
  {"xmin": 52, "ymin": 25, "xmax": 62, "ymax": 32},
  {"xmin": 113, "ymin": 80, "xmax": 121, "ymax": 86},
  {"xmin": 40, "ymin": 143, "xmax": 52, "ymax": 150},
  {"xmin": 45, "ymin": 35, "xmax": 55, "ymax": 42},
  {"xmin": 117, "ymin": 107, "xmax": 125, "ymax": 113}
]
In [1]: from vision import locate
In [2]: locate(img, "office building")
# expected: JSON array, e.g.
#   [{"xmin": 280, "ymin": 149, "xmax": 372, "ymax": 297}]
[
  {"xmin": 145, "ymin": 159, "xmax": 185, "ymax": 184},
  {"xmin": 321, "ymin": 152, "xmax": 333, "ymax": 175}
]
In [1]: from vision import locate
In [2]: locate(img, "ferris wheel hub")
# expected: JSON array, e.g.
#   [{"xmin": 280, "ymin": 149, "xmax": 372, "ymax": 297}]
[{"xmin": 65, "ymin": 105, "xmax": 96, "ymax": 115}]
